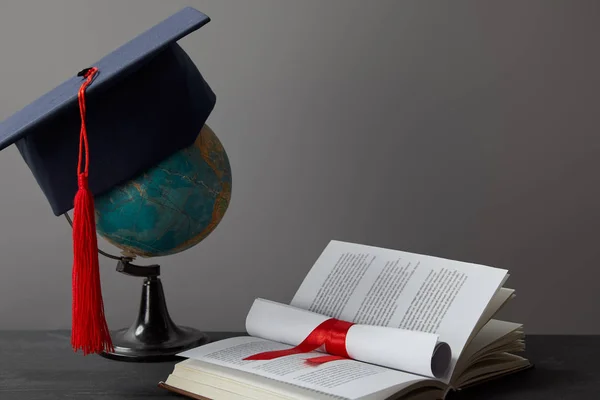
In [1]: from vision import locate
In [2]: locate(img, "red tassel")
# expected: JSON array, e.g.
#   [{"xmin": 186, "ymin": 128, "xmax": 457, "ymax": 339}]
[{"xmin": 71, "ymin": 67, "xmax": 113, "ymax": 355}]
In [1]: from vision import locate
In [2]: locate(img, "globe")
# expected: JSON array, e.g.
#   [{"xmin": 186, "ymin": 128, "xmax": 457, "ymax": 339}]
[{"xmin": 94, "ymin": 125, "xmax": 231, "ymax": 258}]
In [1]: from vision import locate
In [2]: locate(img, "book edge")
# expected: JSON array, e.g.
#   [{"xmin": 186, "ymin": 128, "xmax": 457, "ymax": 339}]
[
  {"xmin": 159, "ymin": 381, "xmax": 214, "ymax": 400},
  {"xmin": 454, "ymin": 362, "xmax": 534, "ymax": 392}
]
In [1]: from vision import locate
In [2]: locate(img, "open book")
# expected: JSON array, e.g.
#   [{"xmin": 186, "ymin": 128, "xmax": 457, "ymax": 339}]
[{"xmin": 160, "ymin": 240, "xmax": 531, "ymax": 399}]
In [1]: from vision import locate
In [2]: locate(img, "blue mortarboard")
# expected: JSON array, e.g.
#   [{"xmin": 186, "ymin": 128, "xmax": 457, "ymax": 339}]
[
  {"xmin": 0, "ymin": 7, "xmax": 216, "ymax": 355},
  {"xmin": 0, "ymin": 6, "xmax": 216, "ymax": 216}
]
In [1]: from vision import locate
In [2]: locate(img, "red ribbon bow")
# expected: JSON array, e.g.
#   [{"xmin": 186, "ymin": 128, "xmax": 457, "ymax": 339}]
[{"xmin": 244, "ymin": 318, "xmax": 355, "ymax": 365}]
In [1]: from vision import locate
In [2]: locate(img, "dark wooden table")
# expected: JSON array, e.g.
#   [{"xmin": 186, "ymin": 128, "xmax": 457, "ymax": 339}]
[{"xmin": 0, "ymin": 332, "xmax": 597, "ymax": 399}]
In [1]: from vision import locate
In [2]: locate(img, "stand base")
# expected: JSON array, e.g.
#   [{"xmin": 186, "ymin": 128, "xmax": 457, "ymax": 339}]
[
  {"xmin": 99, "ymin": 273, "xmax": 210, "ymax": 362},
  {"xmin": 101, "ymin": 327, "xmax": 209, "ymax": 362}
]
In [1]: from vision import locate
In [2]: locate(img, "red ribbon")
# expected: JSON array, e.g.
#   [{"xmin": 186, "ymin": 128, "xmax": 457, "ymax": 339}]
[{"xmin": 244, "ymin": 318, "xmax": 354, "ymax": 365}]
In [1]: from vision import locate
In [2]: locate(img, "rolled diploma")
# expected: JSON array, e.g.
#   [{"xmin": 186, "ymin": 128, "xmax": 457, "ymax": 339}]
[{"xmin": 245, "ymin": 298, "xmax": 451, "ymax": 379}]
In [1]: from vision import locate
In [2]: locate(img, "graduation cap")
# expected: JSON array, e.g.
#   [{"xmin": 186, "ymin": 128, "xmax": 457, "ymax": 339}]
[{"xmin": 0, "ymin": 7, "xmax": 216, "ymax": 355}]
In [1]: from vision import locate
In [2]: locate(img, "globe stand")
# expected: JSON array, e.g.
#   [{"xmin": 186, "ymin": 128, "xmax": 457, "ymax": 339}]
[{"xmin": 100, "ymin": 259, "xmax": 209, "ymax": 362}]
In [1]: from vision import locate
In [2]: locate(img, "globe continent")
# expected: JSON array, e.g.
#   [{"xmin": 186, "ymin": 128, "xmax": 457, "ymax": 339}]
[{"xmin": 94, "ymin": 125, "xmax": 231, "ymax": 257}]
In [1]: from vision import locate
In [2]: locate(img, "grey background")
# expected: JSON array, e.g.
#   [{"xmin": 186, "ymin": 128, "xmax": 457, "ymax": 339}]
[{"xmin": 0, "ymin": 0, "xmax": 598, "ymax": 333}]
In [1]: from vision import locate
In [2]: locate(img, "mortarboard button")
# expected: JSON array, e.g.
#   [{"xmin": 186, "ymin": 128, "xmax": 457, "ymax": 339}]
[{"xmin": 77, "ymin": 68, "xmax": 94, "ymax": 77}]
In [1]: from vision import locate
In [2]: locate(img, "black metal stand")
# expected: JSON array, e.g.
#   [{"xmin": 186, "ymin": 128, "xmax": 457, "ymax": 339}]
[{"xmin": 100, "ymin": 260, "xmax": 209, "ymax": 362}]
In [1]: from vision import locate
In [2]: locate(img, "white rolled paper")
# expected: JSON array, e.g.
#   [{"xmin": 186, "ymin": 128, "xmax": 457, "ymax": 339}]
[{"xmin": 245, "ymin": 298, "xmax": 452, "ymax": 379}]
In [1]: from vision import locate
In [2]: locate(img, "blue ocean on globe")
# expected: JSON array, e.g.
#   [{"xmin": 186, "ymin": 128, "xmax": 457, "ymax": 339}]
[{"xmin": 94, "ymin": 125, "xmax": 231, "ymax": 257}]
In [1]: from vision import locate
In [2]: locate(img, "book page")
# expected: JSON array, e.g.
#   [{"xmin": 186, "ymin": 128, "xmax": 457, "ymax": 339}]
[
  {"xmin": 245, "ymin": 298, "xmax": 451, "ymax": 378},
  {"xmin": 179, "ymin": 336, "xmax": 433, "ymax": 400},
  {"xmin": 470, "ymin": 288, "xmax": 515, "ymax": 341},
  {"xmin": 464, "ymin": 319, "xmax": 523, "ymax": 360},
  {"xmin": 451, "ymin": 319, "xmax": 524, "ymax": 382},
  {"xmin": 290, "ymin": 240, "xmax": 508, "ymax": 383}
]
